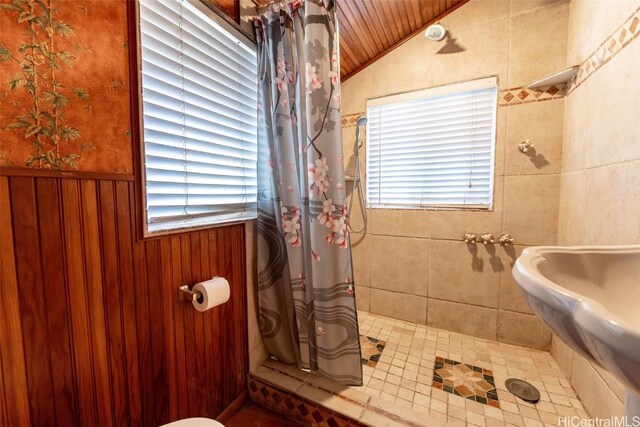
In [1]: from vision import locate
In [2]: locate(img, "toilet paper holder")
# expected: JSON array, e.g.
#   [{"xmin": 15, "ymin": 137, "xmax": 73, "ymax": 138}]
[
  {"xmin": 178, "ymin": 276, "xmax": 223, "ymax": 303},
  {"xmin": 178, "ymin": 285, "xmax": 203, "ymax": 303}
]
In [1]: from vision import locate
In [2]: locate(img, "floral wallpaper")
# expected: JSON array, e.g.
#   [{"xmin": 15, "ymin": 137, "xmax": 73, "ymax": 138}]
[{"xmin": 0, "ymin": 0, "xmax": 133, "ymax": 173}]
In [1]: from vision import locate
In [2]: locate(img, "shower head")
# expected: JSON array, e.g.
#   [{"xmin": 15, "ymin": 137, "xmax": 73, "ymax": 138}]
[
  {"xmin": 425, "ymin": 23, "xmax": 447, "ymax": 41},
  {"xmin": 356, "ymin": 116, "xmax": 367, "ymax": 126}
]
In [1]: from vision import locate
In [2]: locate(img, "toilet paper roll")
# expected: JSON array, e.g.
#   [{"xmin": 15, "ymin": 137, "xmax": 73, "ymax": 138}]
[{"xmin": 192, "ymin": 277, "xmax": 230, "ymax": 312}]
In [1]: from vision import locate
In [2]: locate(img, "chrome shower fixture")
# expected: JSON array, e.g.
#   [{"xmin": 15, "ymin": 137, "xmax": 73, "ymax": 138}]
[
  {"xmin": 424, "ymin": 23, "xmax": 447, "ymax": 41},
  {"xmin": 347, "ymin": 115, "xmax": 368, "ymax": 235},
  {"xmin": 354, "ymin": 116, "xmax": 367, "ymax": 148}
]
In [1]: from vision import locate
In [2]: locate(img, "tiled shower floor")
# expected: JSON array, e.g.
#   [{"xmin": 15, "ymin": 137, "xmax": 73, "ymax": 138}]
[
  {"xmin": 251, "ymin": 311, "xmax": 589, "ymax": 426},
  {"xmin": 356, "ymin": 311, "xmax": 588, "ymax": 425}
]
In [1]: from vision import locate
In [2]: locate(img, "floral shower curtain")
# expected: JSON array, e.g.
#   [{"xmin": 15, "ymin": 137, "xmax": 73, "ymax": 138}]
[{"xmin": 254, "ymin": 0, "xmax": 362, "ymax": 385}]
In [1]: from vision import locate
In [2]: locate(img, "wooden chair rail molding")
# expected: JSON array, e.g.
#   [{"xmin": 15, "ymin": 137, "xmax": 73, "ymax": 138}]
[{"xmin": 0, "ymin": 175, "xmax": 249, "ymax": 426}]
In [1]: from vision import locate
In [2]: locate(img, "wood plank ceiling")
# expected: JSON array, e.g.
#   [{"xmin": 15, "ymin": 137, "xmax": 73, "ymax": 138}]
[{"xmin": 253, "ymin": 0, "xmax": 468, "ymax": 80}]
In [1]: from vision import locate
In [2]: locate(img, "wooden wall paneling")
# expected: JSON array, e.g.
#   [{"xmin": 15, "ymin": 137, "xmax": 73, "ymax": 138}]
[
  {"xmin": 170, "ymin": 235, "xmax": 189, "ymax": 419},
  {"xmin": 0, "ymin": 368, "xmax": 5, "ymax": 427},
  {"xmin": 133, "ymin": 226, "xmax": 151, "ymax": 425},
  {"xmin": 61, "ymin": 178, "xmax": 99, "ymax": 426},
  {"xmin": 141, "ymin": 238, "xmax": 170, "ymax": 425},
  {"xmin": 38, "ymin": 178, "xmax": 79, "ymax": 427},
  {"xmin": 207, "ymin": 229, "xmax": 223, "ymax": 416},
  {"xmin": 198, "ymin": 231, "xmax": 214, "ymax": 418},
  {"xmin": 190, "ymin": 233, "xmax": 208, "ymax": 416},
  {"xmin": 338, "ymin": 3, "xmax": 376, "ymax": 59},
  {"xmin": 231, "ymin": 225, "xmax": 248, "ymax": 398},
  {"xmin": 216, "ymin": 228, "xmax": 232, "ymax": 407},
  {"xmin": 98, "ymin": 180, "xmax": 131, "ymax": 425},
  {"xmin": 180, "ymin": 234, "xmax": 198, "ymax": 416},
  {"xmin": 80, "ymin": 179, "xmax": 115, "ymax": 427},
  {"xmin": 349, "ymin": 2, "xmax": 388, "ymax": 53},
  {"xmin": 9, "ymin": 177, "xmax": 57, "ymax": 426},
  {"xmin": 0, "ymin": 176, "xmax": 31, "ymax": 427},
  {"xmin": 2, "ymin": 175, "xmax": 249, "ymax": 425},
  {"xmin": 115, "ymin": 181, "xmax": 142, "ymax": 425},
  {"xmin": 160, "ymin": 236, "xmax": 179, "ymax": 421}
]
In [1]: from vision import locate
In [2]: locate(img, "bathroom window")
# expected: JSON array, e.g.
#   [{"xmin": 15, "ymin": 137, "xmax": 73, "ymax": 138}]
[
  {"xmin": 137, "ymin": 0, "xmax": 258, "ymax": 234},
  {"xmin": 366, "ymin": 77, "xmax": 498, "ymax": 210}
]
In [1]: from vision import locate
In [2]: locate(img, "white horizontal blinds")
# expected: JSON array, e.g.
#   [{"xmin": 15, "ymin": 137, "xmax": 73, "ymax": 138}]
[
  {"xmin": 139, "ymin": 0, "xmax": 258, "ymax": 232},
  {"xmin": 367, "ymin": 78, "xmax": 498, "ymax": 209}
]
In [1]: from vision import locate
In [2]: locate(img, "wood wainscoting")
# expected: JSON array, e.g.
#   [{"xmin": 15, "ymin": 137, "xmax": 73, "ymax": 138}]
[{"xmin": 0, "ymin": 174, "xmax": 248, "ymax": 426}]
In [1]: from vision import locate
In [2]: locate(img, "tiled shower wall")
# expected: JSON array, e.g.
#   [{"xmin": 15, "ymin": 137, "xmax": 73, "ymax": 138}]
[
  {"xmin": 340, "ymin": 0, "xmax": 570, "ymax": 350},
  {"xmin": 553, "ymin": 0, "xmax": 640, "ymax": 418}
]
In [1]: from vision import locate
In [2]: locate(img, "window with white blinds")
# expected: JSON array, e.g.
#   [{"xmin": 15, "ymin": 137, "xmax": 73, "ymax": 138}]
[
  {"xmin": 366, "ymin": 77, "xmax": 498, "ymax": 210},
  {"xmin": 138, "ymin": 0, "xmax": 258, "ymax": 233}
]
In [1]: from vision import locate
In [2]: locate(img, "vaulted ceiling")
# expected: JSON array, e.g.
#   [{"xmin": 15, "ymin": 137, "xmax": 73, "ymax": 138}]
[{"xmin": 252, "ymin": 0, "xmax": 468, "ymax": 80}]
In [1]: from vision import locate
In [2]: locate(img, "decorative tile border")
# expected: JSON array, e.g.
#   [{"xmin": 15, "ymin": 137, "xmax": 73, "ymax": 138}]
[
  {"xmin": 359, "ymin": 335, "xmax": 386, "ymax": 368},
  {"xmin": 341, "ymin": 113, "xmax": 363, "ymax": 127},
  {"xmin": 248, "ymin": 376, "xmax": 366, "ymax": 426},
  {"xmin": 498, "ymin": 84, "xmax": 566, "ymax": 106},
  {"xmin": 254, "ymin": 363, "xmax": 435, "ymax": 427},
  {"xmin": 567, "ymin": 6, "xmax": 640, "ymax": 93},
  {"xmin": 432, "ymin": 356, "xmax": 500, "ymax": 408}
]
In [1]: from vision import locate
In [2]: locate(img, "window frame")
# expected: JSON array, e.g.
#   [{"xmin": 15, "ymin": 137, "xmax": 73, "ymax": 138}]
[
  {"xmin": 365, "ymin": 76, "xmax": 499, "ymax": 212},
  {"xmin": 127, "ymin": 0, "xmax": 258, "ymax": 239}
]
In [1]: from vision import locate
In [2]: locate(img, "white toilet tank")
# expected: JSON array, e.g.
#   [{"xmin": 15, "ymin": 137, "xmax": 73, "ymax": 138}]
[{"xmin": 161, "ymin": 417, "xmax": 224, "ymax": 427}]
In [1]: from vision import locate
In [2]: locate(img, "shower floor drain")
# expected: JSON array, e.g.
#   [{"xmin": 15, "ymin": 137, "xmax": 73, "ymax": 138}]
[{"xmin": 505, "ymin": 378, "xmax": 541, "ymax": 403}]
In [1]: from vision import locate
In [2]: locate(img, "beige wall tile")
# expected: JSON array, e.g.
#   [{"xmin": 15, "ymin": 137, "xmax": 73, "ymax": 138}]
[
  {"xmin": 249, "ymin": 340, "xmax": 268, "ymax": 373},
  {"xmin": 428, "ymin": 240, "xmax": 500, "ymax": 308},
  {"xmin": 429, "ymin": 177, "xmax": 504, "ymax": 240},
  {"xmin": 511, "ymin": 0, "xmax": 569, "ymax": 16},
  {"xmin": 505, "ymin": 100, "xmax": 564, "ymax": 176},
  {"xmin": 566, "ymin": 0, "xmax": 639, "ymax": 64},
  {"xmin": 497, "ymin": 310, "xmax": 551, "ymax": 349},
  {"xmin": 370, "ymin": 288, "xmax": 428, "ymax": 324},
  {"xmin": 494, "ymin": 106, "xmax": 508, "ymax": 177},
  {"xmin": 508, "ymin": 0, "xmax": 569, "ymax": 87},
  {"xmin": 351, "ymin": 232, "xmax": 370, "ymax": 287},
  {"xmin": 355, "ymin": 285, "xmax": 370, "ymax": 313},
  {"xmin": 499, "ymin": 245, "xmax": 534, "ymax": 314},
  {"xmin": 370, "ymin": 235, "xmax": 429, "ymax": 296},
  {"xmin": 340, "ymin": 31, "xmax": 435, "ymax": 114},
  {"xmin": 557, "ymin": 171, "xmax": 585, "ymax": 245},
  {"xmin": 577, "ymin": 41, "xmax": 640, "ymax": 170},
  {"xmin": 430, "ymin": 17, "xmax": 511, "ymax": 89},
  {"xmin": 581, "ymin": 161, "xmax": 640, "ymax": 245},
  {"xmin": 593, "ymin": 363, "xmax": 626, "ymax": 403},
  {"xmin": 442, "ymin": 0, "xmax": 511, "ymax": 32},
  {"xmin": 503, "ymin": 174, "xmax": 560, "ymax": 246},
  {"xmin": 561, "ymin": 89, "xmax": 587, "ymax": 173},
  {"xmin": 427, "ymin": 299, "xmax": 498, "ymax": 340},
  {"xmin": 557, "ymin": 1, "xmax": 640, "ymax": 419},
  {"xmin": 370, "ymin": 209, "xmax": 430, "ymax": 238},
  {"xmin": 550, "ymin": 334, "xmax": 574, "ymax": 378},
  {"xmin": 570, "ymin": 353, "xmax": 624, "ymax": 418}
]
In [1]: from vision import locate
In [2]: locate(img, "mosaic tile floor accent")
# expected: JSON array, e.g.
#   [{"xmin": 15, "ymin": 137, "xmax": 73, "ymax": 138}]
[
  {"xmin": 253, "ymin": 311, "xmax": 589, "ymax": 426},
  {"xmin": 355, "ymin": 311, "xmax": 589, "ymax": 426},
  {"xmin": 359, "ymin": 335, "xmax": 386, "ymax": 367},
  {"xmin": 432, "ymin": 356, "xmax": 500, "ymax": 408}
]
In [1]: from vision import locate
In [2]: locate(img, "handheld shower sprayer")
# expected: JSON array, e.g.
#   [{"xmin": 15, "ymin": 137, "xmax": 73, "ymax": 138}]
[
  {"xmin": 355, "ymin": 115, "xmax": 367, "ymax": 143},
  {"xmin": 348, "ymin": 116, "xmax": 368, "ymax": 238}
]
